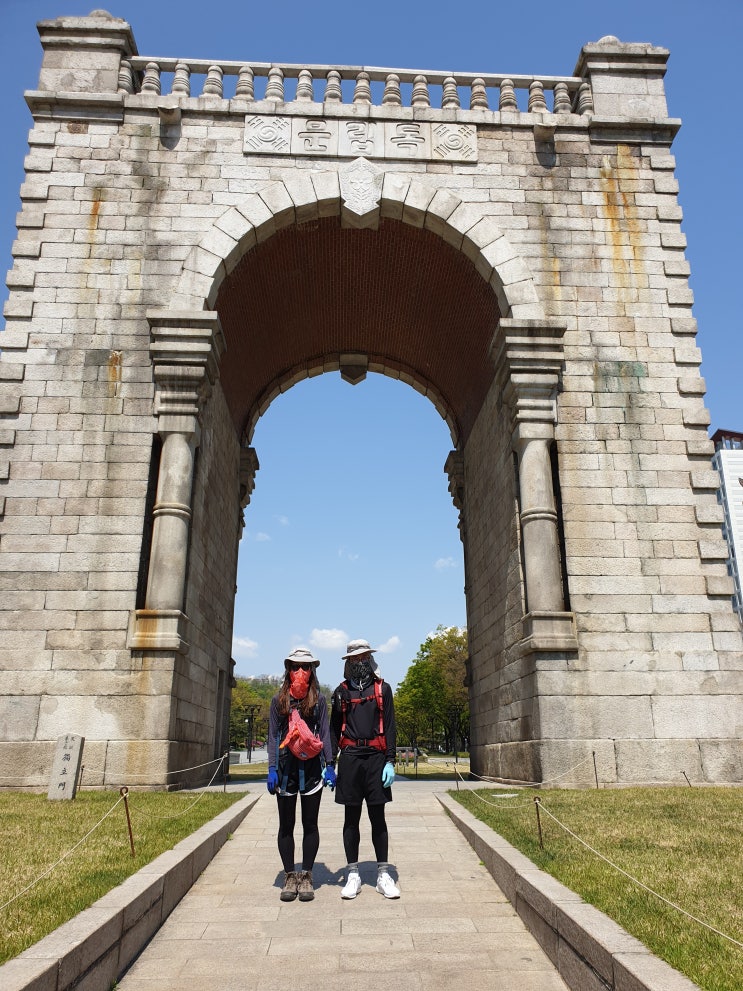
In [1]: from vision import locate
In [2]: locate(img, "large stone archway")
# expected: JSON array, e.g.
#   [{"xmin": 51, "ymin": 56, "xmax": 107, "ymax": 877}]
[
  {"xmin": 1, "ymin": 12, "xmax": 741, "ymax": 789},
  {"xmin": 168, "ymin": 171, "xmax": 543, "ymax": 443}
]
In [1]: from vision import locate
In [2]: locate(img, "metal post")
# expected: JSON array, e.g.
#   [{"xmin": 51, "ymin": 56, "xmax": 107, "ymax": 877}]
[
  {"xmin": 534, "ymin": 797, "xmax": 544, "ymax": 850},
  {"xmin": 246, "ymin": 704, "xmax": 260, "ymax": 763},
  {"xmin": 120, "ymin": 787, "xmax": 135, "ymax": 857}
]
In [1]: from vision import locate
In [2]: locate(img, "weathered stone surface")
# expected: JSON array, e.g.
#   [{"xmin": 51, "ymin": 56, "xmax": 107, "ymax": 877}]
[{"xmin": 0, "ymin": 16, "xmax": 740, "ymax": 789}]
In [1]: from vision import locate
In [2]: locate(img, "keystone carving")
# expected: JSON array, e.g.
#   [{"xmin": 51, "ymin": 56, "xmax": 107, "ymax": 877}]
[{"xmin": 339, "ymin": 157, "xmax": 383, "ymax": 229}]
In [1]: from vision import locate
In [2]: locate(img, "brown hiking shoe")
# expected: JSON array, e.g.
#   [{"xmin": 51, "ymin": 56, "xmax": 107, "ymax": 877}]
[
  {"xmin": 280, "ymin": 870, "xmax": 299, "ymax": 901},
  {"xmin": 297, "ymin": 870, "xmax": 314, "ymax": 901}
]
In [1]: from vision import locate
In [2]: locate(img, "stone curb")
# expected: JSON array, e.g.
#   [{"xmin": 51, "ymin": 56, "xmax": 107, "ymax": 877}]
[
  {"xmin": 0, "ymin": 791, "xmax": 260, "ymax": 991},
  {"xmin": 437, "ymin": 793, "xmax": 701, "ymax": 991}
]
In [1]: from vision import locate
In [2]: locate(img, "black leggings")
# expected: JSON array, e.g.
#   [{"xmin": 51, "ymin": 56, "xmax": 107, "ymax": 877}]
[
  {"xmin": 343, "ymin": 803, "xmax": 388, "ymax": 864},
  {"xmin": 276, "ymin": 789, "xmax": 322, "ymax": 872}
]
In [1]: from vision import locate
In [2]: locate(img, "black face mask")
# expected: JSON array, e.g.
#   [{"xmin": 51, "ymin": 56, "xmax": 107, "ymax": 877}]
[{"xmin": 347, "ymin": 659, "xmax": 374, "ymax": 690}]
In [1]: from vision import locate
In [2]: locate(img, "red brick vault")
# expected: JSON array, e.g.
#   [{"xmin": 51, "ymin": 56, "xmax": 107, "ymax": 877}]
[
  {"xmin": 0, "ymin": 11, "xmax": 740, "ymax": 789},
  {"xmin": 216, "ymin": 218, "xmax": 499, "ymax": 446}
]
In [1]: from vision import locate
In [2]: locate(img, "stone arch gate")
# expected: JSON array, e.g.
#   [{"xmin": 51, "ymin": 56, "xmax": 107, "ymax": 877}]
[{"xmin": 1, "ymin": 11, "xmax": 742, "ymax": 789}]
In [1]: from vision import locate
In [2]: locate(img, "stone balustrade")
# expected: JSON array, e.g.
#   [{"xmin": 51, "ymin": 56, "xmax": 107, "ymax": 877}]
[{"xmin": 119, "ymin": 57, "xmax": 592, "ymax": 115}]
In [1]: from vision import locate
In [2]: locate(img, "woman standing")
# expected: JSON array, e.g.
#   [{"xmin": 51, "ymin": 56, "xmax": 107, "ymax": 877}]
[{"xmin": 267, "ymin": 647, "xmax": 336, "ymax": 902}]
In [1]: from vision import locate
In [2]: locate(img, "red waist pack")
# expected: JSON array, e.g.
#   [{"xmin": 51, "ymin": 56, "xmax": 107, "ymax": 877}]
[{"xmin": 280, "ymin": 708, "xmax": 323, "ymax": 760}]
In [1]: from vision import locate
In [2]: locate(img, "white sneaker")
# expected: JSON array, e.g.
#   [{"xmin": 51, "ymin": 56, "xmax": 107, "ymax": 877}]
[
  {"xmin": 376, "ymin": 871, "xmax": 400, "ymax": 898},
  {"xmin": 341, "ymin": 871, "xmax": 362, "ymax": 899}
]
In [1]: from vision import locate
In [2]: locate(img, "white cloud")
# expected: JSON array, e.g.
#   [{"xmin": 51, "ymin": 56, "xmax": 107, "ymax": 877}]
[
  {"xmin": 338, "ymin": 546, "xmax": 360, "ymax": 562},
  {"xmin": 376, "ymin": 636, "xmax": 400, "ymax": 654},
  {"xmin": 275, "ymin": 515, "xmax": 290, "ymax": 526},
  {"xmin": 254, "ymin": 532, "xmax": 271, "ymax": 542},
  {"xmin": 309, "ymin": 628, "xmax": 348, "ymax": 651},
  {"xmin": 232, "ymin": 636, "xmax": 259, "ymax": 659},
  {"xmin": 434, "ymin": 556, "xmax": 456, "ymax": 570}
]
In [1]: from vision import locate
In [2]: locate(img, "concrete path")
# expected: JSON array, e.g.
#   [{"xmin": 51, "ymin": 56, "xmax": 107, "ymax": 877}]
[{"xmin": 117, "ymin": 780, "xmax": 567, "ymax": 991}]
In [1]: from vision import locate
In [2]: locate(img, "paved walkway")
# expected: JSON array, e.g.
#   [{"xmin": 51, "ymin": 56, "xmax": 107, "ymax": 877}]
[{"xmin": 117, "ymin": 780, "xmax": 568, "ymax": 991}]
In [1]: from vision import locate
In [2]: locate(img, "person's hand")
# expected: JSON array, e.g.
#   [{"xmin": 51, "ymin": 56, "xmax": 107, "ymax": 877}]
[
  {"xmin": 381, "ymin": 762, "xmax": 395, "ymax": 788},
  {"xmin": 322, "ymin": 765, "xmax": 336, "ymax": 790},
  {"xmin": 267, "ymin": 767, "xmax": 279, "ymax": 794}
]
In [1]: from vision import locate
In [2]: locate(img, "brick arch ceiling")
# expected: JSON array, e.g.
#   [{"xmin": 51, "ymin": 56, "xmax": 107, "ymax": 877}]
[{"xmin": 215, "ymin": 216, "xmax": 501, "ymax": 444}]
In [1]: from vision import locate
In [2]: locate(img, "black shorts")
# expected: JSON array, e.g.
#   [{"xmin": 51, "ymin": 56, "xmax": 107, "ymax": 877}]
[
  {"xmin": 335, "ymin": 749, "xmax": 391, "ymax": 806},
  {"xmin": 276, "ymin": 754, "xmax": 322, "ymax": 796}
]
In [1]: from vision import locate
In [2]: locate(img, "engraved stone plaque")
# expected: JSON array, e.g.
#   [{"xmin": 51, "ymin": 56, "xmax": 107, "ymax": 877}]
[
  {"xmin": 339, "ymin": 120, "xmax": 385, "ymax": 159},
  {"xmin": 291, "ymin": 118, "xmax": 339, "ymax": 156},
  {"xmin": 244, "ymin": 116, "xmax": 291, "ymax": 154},
  {"xmin": 244, "ymin": 115, "xmax": 478, "ymax": 163},
  {"xmin": 431, "ymin": 123, "xmax": 477, "ymax": 161},
  {"xmin": 384, "ymin": 121, "xmax": 431, "ymax": 160},
  {"xmin": 47, "ymin": 733, "xmax": 85, "ymax": 800}
]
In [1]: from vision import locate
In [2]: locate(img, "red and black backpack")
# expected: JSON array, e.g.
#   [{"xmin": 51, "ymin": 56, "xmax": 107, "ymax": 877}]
[{"xmin": 338, "ymin": 679, "xmax": 386, "ymax": 752}]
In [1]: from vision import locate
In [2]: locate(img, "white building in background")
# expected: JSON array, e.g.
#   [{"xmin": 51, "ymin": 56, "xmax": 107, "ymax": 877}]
[{"xmin": 712, "ymin": 430, "xmax": 743, "ymax": 624}]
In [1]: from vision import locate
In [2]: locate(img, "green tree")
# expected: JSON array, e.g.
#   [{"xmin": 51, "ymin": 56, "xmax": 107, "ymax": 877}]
[
  {"xmin": 229, "ymin": 677, "xmax": 277, "ymax": 748},
  {"xmin": 394, "ymin": 626, "xmax": 469, "ymax": 752}
]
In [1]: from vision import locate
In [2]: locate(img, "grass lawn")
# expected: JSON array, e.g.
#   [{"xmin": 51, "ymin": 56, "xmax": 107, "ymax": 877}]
[
  {"xmin": 396, "ymin": 757, "xmax": 470, "ymax": 780},
  {"xmin": 452, "ymin": 786, "xmax": 743, "ymax": 991},
  {"xmin": 0, "ymin": 789, "xmax": 243, "ymax": 965},
  {"xmin": 227, "ymin": 758, "xmax": 470, "ymax": 781},
  {"xmin": 227, "ymin": 760, "xmax": 269, "ymax": 781}
]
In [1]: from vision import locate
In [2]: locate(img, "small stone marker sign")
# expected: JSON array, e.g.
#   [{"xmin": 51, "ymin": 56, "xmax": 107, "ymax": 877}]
[{"xmin": 47, "ymin": 733, "xmax": 85, "ymax": 800}]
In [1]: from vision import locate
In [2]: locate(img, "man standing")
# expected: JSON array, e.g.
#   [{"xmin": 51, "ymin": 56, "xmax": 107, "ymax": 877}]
[{"xmin": 330, "ymin": 639, "xmax": 400, "ymax": 899}]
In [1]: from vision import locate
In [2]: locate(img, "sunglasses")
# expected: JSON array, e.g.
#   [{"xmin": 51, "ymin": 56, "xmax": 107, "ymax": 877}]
[{"xmin": 290, "ymin": 663, "xmax": 312, "ymax": 671}]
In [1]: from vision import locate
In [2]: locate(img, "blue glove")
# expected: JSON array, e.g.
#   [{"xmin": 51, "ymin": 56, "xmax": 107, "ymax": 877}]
[
  {"xmin": 381, "ymin": 762, "xmax": 395, "ymax": 788},
  {"xmin": 267, "ymin": 767, "xmax": 278, "ymax": 794},
  {"xmin": 322, "ymin": 765, "xmax": 337, "ymax": 790}
]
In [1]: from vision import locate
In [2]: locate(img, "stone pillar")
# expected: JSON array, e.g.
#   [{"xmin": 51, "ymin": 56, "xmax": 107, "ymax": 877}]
[
  {"xmin": 128, "ymin": 311, "xmax": 225, "ymax": 652},
  {"xmin": 146, "ymin": 430, "xmax": 198, "ymax": 611},
  {"xmin": 493, "ymin": 319, "xmax": 577, "ymax": 651},
  {"xmin": 445, "ymin": 449, "xmax": 473, "ymax": 687},
  {"xmin": 35, "ymin": 11, "xmax": 137, "ymax": 95},
  {"xmin": 516, "ymin": 435, "xmax": 563, "ymax": 613},
  {"xmin": 573, "ymin": 37, "xmax": 670, "ymax": 119}
]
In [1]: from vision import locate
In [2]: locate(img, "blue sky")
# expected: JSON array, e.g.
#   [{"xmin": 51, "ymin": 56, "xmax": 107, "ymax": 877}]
[{"xmin": 1, "ymin": 0, "xmax": 741, "ymax": 689}]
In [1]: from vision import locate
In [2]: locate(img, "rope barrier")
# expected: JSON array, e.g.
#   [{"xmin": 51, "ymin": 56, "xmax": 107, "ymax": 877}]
[
  {"xmin": 454, "ymin": 772, "xmax": 743, "ymax": 950},
  {"xmin": 0, "ymin": 753, "xmax": 231, "ymax": 916},
  {"xmin": 0, "ymin": 793, "xmax": 126, "ymax": 913},
  {"xmin": 450, "ymin": 753, "xmax": 597, "ymax": 799},
  {"xmin": 535, "ymin": 800, "xmax": 743, "ymax": 951},
  {"xmin": 0, "ymin": 753, "xmax": 228, "ymax": 784},
  {"xmin": 456, "ymin": 752, "xmax": 596, "ymax": 789},
  {"xmin": 461, "ymin": 784, "xmax": 537, "ymax": 810},
  {"xmin": 122, "ymin": 754, "xmax": 227, "ymax": 781},
  {"xmin": 129, "ymin": 756, "xmax": 227, "ymax": 819}
]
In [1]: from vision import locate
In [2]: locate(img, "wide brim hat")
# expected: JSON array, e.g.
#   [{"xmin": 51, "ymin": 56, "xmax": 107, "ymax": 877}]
[
  {"xmin": 341, "ymin": 638, "xmax": 377, "ymax": 659},
  {"xmin": 284, "ymin": 647, "xmax": 320, "ymax": 669},
  {"xmin": 341, "ymin": 639, "xmax": 381, "ymax": 677}
]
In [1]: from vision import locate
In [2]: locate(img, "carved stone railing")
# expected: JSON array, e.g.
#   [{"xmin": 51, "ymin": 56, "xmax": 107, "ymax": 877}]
[
  {"xmin": 119, "ymin": 57, "xmax": 592, "ymax": 116},
  {"xmin": 30, "ymin": 17, "xmax": 678, "ymax": 132}
]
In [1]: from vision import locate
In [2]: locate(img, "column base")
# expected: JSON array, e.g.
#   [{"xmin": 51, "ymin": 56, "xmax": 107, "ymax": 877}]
[
  {"xmin": 521, "ymin": 610, "xmax": 578, "ymax": 652},
  {"xmin": 127, "ymin": 609, "xmax": 190, "ymax": 654}
]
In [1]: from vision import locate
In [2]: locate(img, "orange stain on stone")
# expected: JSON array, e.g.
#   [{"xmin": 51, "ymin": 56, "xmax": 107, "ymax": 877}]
[
  {"xmin": 108, "ymin": 350, "xmax": 122, "ymax": 396},
  {"xmin": 600, "ymin": 144, "xmax": 644, "ymax": 291}
]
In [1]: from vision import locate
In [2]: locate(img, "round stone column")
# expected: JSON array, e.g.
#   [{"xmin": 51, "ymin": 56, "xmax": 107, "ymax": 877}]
[
  {"xmin": 492, "ymin": 318, "xmax": 576, "ymax": 650},
  {"xmin": 515, "ymin": 432, "xmax": 564, "ymax": 613},
  {"xmin": 127, "ymin": 310, "xmax": 225, "ymax": 652},
  {"xmin": 145, "ymin": 429, "xmax": 198, "ymax": 611}
]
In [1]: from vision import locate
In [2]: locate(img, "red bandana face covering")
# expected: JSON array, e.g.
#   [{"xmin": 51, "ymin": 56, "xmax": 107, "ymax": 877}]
[{"xmin": 289, "ymin": 667, "xmax": 311, "ymax": 699}]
